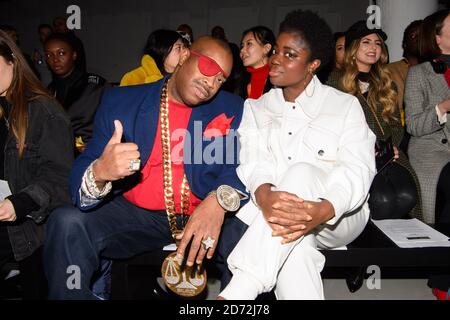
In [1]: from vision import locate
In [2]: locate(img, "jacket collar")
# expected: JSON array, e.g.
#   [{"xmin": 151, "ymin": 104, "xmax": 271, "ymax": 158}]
[
  {"xmin": 422, "ymin": 62, "xmax": 450, "ymax": 99},
  {"xmin": 293, "ymin": 75, "xmax": 327, "ymax": 119},
  {"xmin": 133, "ymin": 76, "xmax": 168, "ymax": 164}
]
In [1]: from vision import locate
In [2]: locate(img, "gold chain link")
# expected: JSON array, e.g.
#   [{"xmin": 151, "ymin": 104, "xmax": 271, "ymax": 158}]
[{"xmin": 160, "ymin": 79, "xmax": 191, "ymax": 240}]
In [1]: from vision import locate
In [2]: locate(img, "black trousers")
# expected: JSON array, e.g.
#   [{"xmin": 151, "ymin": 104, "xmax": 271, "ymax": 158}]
[
  {"xmin": 44, "ymin": 196, "xmax": 246, "ymax": 299},
  {"xmin": 436, "ymin": 162, "xmax": 450, "ymax": 223}
]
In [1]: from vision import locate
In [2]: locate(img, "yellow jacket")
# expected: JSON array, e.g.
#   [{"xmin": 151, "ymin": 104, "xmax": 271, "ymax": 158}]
[{"xmin": 120, "ymin": 55, "xmax": 163, "ymax": 86}]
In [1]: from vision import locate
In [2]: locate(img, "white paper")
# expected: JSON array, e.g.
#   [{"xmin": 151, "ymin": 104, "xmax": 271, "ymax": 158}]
[
  {"xmin": 0, "ymin": 180, "xmax": 11, "ymax": 201},
  {"xmin": 372, "ymin": 218, "xmax": 450, "ymax": 248}
]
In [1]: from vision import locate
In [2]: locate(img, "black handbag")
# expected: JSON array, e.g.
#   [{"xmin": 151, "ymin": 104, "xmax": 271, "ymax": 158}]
[
  {"xmin": 369, "ymin": 161, "xmax": 418, "ymax": 220},
  {"xmin": 375, "ymin": 136, "xmax": 395, "ymax": 172},
  {"xmin": 365, "ymin": 100, "xmax": 417, "ymax": 219}
]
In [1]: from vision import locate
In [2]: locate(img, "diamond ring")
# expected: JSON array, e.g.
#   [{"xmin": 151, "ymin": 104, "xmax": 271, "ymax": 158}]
[
  {"xmin": 201, "ymin": 236, "xmax": 216, "ymax": 250},
  {"xmin": 129, "ymin": 159, "xmax": 141, "ymax": 172}
]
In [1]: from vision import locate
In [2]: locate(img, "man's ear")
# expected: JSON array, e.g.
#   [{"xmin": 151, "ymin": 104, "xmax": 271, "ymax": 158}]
[
  {"xmin": 72, "ymin": 51, "xmax": 78, "ymax": 62},
  {"xmin": 178, "ymin": 48, "xmax": 190, "ymax": 66}
]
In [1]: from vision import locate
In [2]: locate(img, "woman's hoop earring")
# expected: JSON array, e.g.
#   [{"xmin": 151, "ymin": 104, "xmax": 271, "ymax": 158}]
[{"xmin": 304, "ymin": 73, "xmax": 316, "ymax": 98}]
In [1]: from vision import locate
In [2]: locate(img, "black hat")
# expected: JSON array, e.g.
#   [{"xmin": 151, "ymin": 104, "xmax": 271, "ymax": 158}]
[{"xmin": 345, "ymin": 20, "xmax": 387, "ymax": 49}]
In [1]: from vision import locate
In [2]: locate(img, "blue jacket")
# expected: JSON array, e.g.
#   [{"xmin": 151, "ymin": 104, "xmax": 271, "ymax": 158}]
[{"xmin": 70, "ymin": 77, "xmax": 248, "ymax": 210}]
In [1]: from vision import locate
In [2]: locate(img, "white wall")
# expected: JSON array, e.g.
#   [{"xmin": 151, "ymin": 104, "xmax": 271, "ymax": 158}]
[
  {"xmin": 0, "ymin": 0, "xmax": 371, "ymax": 82},
  {"xmin": 379, "ymin": 0, "xmax": 439, "ymax": 62}
]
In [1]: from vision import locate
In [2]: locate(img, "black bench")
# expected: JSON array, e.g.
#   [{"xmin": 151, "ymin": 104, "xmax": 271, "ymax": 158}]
[{"xmin": 111, "ymin": 222, "xmax": 450, "ymax": 299}]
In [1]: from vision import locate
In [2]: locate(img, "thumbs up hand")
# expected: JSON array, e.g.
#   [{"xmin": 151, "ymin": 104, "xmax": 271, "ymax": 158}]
[
  {"xmin": 108, "ymin": 119, "xmax": 124, "ymax": 145},
  {"xmin": 92, "ymin": 120, "xmax": 141, "ymax": 185}
]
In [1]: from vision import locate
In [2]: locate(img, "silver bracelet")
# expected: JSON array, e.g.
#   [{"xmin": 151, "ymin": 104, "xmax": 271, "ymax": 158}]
[{"xmin": 84, "ymin": 161, "xmax": 112, "ymax": 199}]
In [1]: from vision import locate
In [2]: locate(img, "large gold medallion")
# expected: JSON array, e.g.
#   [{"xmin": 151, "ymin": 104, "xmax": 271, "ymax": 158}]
[
  {"xmin": 161, "ymin": 252, "xmax": 207, "ymax": 297},
  {"xmin": 159, "ymin": 78, "xmax": 207, "ymax": 297}
]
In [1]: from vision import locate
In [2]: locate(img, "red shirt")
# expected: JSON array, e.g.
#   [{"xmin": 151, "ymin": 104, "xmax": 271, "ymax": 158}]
[
  {"xmin": 246, "ymin": 64, "xmax": 269, "ymax": 99},
  {"xmin": 124, "ymin": 100, "xmax": 201, "ymax": 215},
  {"xmin": 444, "ymin": 67, "xmax": 450, "ymax": 87}
]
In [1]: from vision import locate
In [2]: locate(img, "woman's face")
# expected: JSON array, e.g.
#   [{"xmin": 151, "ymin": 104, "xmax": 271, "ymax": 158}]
[
  {"xmin": 240, "ymin": 32, "xmax": 270, "ymax": 68},
  {"xmin": 335, "ymin": 36, "xmax": 345, "ymax": 70},
  {"xmin": 0, "ymin": 56, "xmax": 14, "ymax": 97},
  {"xmin": 269, "ymin": 32, "xmax": 317, "ymax": 95},
  {"xmin": 436, "ymin": 14, "xmax": 450, "ymax": 55},
  {"xmin": 45, "ymin": 39, "xmax": 77, "ymax": 78},
  {"xmin": 355, "ymin": 33, "xmax": 382, "ymax": 72},
  {"xmin": 164, "ymin": 39, "xmax": 186, "ymax": 73}
]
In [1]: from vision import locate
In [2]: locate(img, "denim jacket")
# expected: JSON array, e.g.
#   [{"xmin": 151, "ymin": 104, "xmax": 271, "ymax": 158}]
[{"xmin": 4, "ymin": 97, "xmax": 73, "ymax": 261}]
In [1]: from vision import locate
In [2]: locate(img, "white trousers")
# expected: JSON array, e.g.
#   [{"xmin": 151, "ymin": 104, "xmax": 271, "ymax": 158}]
[{"xmin": 220, "ymin": 163, "xmax": 369, "ymax": 300}]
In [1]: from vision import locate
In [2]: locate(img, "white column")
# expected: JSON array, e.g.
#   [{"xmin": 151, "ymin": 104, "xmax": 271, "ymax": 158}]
[{"xmin": 378, "ymin": 0, "xmax": 438, "ymax": 62}]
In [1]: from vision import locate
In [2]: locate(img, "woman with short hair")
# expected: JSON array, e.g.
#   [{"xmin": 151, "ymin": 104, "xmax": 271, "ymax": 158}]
[
  {"xmin": 219, "ymin": 10, "xmax": 375, "ymax": 300},
  {"xmin": 45, "ymin": 33, "xmax": 109, "ymax": 154}
]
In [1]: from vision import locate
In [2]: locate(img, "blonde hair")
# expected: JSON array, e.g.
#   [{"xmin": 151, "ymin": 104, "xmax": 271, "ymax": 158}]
[{"xmin": 340, "ymin": 36, "xmax": 398, "ymax": 124}]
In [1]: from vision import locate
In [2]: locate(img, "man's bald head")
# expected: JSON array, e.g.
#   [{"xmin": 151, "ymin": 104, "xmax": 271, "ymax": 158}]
[
  {"xmin": 191, "ymin": 36, "xmax": 231, "ymax": 53},
  {"xmin": 169, "ymin": 36, "xmax": 233, "ymax": 107}
]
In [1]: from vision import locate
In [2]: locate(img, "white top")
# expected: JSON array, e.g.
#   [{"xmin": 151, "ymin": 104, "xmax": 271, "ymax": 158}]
[
  {"xmin": 236, "ymin": 76, "xmax": 376, "ymax": 225},
  {"xmin": 435, "ymin": 105, "xmax": 448, "ymax": 125}
]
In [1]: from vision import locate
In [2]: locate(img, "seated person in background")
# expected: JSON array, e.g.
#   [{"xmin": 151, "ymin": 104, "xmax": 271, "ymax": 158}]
[
  {"xmin": 405, "ymin": 11, "xmax": 450, "ymax": 300},
  {"xmin": 32, "ymin": 23, "xmax": 54, "ymax": 87},
  {"xmin": 321, "ymin": 32, "xmax": 345, "ymax": 84},
  {"xmin": 328, "ymin": 20, "xmax": 422, "ymax": 221},
  {"xmin": 0, "ymin": 24, "xmax": 40, "ymax": 79},
  {"xmin": 53, "ymin": 15, "xmax": 87, "ymax": 73},
  {"xmin": 238, "ymin": 26, "xmax": 275, "ymax": 99},
  {"xmin": 405, "ymin": 10, "xmax": 450, "ymax": 225},
  {"xmin": 177, "ymin": 24, "xmax": 194, "ymax": 45},
  {"xmin": 219, "ymin": 10, "xmax": 376, "ymax": 300},
  {"xmin": 43, "ymin": 36, "xmax": 250, "ymax": 299},
  {"xmin": 120, "ymin": 29, "xmax": 188, "ymax": 86},
  {"xmin": 0, "ymin": 30, "xmax": 73, "ymax": 299},
  {"xmin": 45, "ymin": 33, "xmax": 109, "ymax": 154},
  {"xmin": 387, "ymin": 20, "xmax": 422, "ymax": 127}
]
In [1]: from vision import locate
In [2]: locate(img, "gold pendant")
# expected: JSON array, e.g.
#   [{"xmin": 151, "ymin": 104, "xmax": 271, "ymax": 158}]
[{"xmin": 161, "ymin": 252, "xmax": 207, "ymax": 297}]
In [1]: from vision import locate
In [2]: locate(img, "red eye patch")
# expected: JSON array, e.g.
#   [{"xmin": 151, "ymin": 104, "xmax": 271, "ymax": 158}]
[{"xmin": 190, "ymin": 50, "xmax": 228, "ymax": 78}]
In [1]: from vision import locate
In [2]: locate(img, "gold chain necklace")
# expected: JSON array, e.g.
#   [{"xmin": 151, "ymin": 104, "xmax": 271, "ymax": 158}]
[
  {"xmin": 160, "ymin": 79, "xmax": 190, "ymax": 238},
  {"xmin": 160, "ymin": 78, "xmax": 207, "ymax": 297}
]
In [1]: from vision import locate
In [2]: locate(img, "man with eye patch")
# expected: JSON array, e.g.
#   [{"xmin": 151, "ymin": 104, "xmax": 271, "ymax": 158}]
[{"xmin": 44, "ymin": 36, "xmax": 250, "ymax": 299}]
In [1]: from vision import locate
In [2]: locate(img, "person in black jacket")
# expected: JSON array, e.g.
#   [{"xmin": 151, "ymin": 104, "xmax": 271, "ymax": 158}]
[
  {"xmin": 53, "ymin": 16, "xmax": 87, "ymax": 73},
  {"xmin": 0, "ymin": 30, "xmax": 73, "ymax": 299},
  {"xmin": 44, "ymin": 33, "xmax": 109, "ymax": 154}
]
